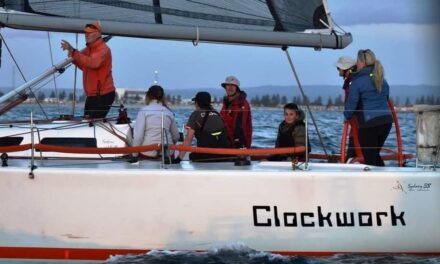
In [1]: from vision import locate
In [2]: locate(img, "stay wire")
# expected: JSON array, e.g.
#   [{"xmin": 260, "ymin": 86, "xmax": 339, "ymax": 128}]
[
  {"xmin": 0, "ymin": 32, "xmax": 49, "ymax": 120},
  {"xmin": 283, "ymin": 47, "xmax": 328, "ymax": 156},
  {"xmin": 47, "ymin": 31, "xmax": 61, "ymax": 116}
]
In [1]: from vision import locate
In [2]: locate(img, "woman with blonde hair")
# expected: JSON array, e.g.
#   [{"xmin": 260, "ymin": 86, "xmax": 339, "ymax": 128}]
[
  {"xmin": 131, "ymin": 85, "xmax": 180, "ymax": 159},
  {"xmin": 344, "ymin": 49, "xmax": 393, "ymax": 166}
]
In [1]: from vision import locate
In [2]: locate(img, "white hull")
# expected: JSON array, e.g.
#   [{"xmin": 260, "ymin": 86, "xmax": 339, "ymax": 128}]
[{"xmin": 1, "ymin": 161, "xmax": 439, "ymax": 260}]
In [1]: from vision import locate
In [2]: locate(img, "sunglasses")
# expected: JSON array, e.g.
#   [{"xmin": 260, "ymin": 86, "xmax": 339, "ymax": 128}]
[
  {"xmin": 85, "ymin": 24, "xmax": 98, "ymax": 30},
  {"xmin": 360, "ymin": 49, "xmax": 371, "ymax": 64}
]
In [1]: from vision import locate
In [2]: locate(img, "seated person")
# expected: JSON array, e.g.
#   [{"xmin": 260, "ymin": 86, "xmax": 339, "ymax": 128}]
[
  {"xmin": 175, "ymin": 92, "xmax": 231, "ymax": 163},
  {"xmin": 268, "ymin": 103, "xmax": 309, "ymax": 161},
  {"xmin": 130, "ymin": 85, "xmax": 180, "ymax": 159}
]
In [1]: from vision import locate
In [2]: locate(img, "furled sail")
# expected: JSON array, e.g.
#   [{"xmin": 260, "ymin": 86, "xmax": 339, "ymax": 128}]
[{"xmin": 0, "ymin": 0, "xmax": 352, "ymax": 49}]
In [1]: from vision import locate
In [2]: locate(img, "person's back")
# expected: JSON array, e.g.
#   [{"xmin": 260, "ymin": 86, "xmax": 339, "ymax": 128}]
[
  {"xmin": 347, "ymin": 66, "xmax": 392, "ymax": 126},
  {"xmin": 132, "ymin": 85, "xmax": 179, "ymax": 158}
]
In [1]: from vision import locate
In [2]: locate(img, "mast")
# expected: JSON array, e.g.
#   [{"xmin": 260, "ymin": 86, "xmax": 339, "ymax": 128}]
[{"xmin": 0, "ymin": 11, "xmax": 352, "ymax": 49}]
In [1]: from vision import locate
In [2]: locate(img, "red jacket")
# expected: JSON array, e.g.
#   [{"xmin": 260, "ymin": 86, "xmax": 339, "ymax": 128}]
[
  {"xmin": 72, "ymin": 38, "xmax": 115, "ymax": 97},
  {"xmin": 220, "ymin": 92, "xmax": 252, "ymax": 148}
]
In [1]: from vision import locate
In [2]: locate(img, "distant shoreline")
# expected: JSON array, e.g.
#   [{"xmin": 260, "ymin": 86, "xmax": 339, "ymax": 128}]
[{"xmin": 19, "ymin": 101, "xmax": 419, "ymax": 112}]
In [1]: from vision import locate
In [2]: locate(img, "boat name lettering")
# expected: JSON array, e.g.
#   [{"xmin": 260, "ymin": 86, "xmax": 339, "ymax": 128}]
[
  {"xmin": 252, "ymin": 206, "xmax": 405, "ymax": 227},
  {"xmin": 408, "ymin": 183, "xmax": 431, "ymax": 192}
]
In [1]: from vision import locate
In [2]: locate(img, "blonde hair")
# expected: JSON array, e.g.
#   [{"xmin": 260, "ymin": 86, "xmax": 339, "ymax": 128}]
[{"xmin": 357, "ymin": 49, "xmax": 385, "ymax": 92}]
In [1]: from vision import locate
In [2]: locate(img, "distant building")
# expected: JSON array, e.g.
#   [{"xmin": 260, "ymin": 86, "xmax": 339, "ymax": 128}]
[{"xmin": 116, "ymin": 88, "xmax": 145, "ymax": 104}]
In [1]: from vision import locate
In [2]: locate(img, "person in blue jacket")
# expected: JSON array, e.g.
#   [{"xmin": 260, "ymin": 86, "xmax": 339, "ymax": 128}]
[{"xmin": 344, "ymin": 49, "xmax": 393, "ymax": 166}]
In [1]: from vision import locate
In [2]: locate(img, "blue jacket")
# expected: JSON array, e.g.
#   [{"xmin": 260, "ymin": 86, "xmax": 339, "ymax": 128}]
[{"xmin": 344, "ymin": 66, "xmax": 393, "ymax": 127}]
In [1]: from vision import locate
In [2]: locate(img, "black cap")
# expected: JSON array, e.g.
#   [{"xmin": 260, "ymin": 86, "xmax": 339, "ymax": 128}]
[{"xmin": 192, "ymin": 91, "xmax": 211, "ymax": 106}]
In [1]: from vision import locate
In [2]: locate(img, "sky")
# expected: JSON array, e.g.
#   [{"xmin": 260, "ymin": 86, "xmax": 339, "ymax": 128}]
[{"xmin": 0, "ymin": 0, "xmax": 439, "ymax": 92}]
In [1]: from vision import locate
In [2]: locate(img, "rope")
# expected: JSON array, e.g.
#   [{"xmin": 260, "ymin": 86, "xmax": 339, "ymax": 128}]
[
  {"xmin": 170, "ymin": 145, "xmax": 306, "ymax": 156},
  {"xmin": 283, "ymin": 47, "xmax": 328, "ymax": 156},
  {"xmin": 0, "ymin": 32, "xmax": 49, "ymax": 120}
]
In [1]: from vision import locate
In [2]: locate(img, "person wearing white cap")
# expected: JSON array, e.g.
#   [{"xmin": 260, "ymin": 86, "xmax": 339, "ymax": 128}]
[
  {"xmin": 220, "ymin": 76, "xmax": 252, "ymax": 148},
  {"xmin": 336, "ymin": 56, "xmax": 358, "ymax": 160}
]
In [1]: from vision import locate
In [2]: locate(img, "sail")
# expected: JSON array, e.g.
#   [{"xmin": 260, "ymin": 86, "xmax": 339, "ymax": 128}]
[{"xmin": 0, "ymin": 0, "xmax": 352, "ymax": 49}]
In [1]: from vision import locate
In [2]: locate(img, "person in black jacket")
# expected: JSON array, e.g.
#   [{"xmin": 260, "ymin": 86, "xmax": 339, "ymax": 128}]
[
  {"xmin": 268, "ymin": 103, "xmax": 309, "ymax": 161},
  {"xmin": 174, "ymin": 92, "xmax": 231, "ymax": 163}
]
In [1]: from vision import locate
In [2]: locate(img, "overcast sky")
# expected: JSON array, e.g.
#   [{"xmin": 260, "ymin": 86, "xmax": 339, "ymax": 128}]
[{"xmin": 0, "ymin": 0, "xmax": 439, "ymax": 91}]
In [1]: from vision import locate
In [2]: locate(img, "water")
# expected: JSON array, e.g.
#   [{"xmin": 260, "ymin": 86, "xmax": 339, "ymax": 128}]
[{"xmin": 1, "ymin": 104, "xmax": 431, "ymax": 264}]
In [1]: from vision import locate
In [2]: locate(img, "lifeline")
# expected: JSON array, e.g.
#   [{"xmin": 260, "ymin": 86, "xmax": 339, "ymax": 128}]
[{"xmin": 253, "ymin": 205, "xmax": 405, "ymax": 227}]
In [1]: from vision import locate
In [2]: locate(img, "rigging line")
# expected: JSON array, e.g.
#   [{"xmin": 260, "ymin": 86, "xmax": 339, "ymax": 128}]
[
  {"xmin": 0, "ymin": 32, "xmax": 50, "ymax": 120},
  {"xmin": 282, "ymin": 47, "xmax": 328, "ymax": 156},
  {"xmin": 47, "ymin": 31, "xmax": 61, "ymax": 116},
  {"xmin": 72, "ymin": 33, "xmax": 78, "ymax": 116}
]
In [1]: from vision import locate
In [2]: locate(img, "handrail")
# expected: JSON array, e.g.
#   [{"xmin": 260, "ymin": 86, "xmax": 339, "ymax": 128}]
[
  {"xmin": 0, "ymin": 144, "xmax": 33, "ymax": 153},
  {"xmin": 388, "ymin": 99, "xmax": 404, "ymax": 166},
  {"xmin": 170, "ymin": 145, "xmax": 306, "ymax": 156}
]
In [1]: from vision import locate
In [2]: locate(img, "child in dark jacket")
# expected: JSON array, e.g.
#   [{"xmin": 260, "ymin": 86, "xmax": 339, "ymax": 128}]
[{"xmin": 268, "ymin": 103, "xmax": 309, "ymax": 161}]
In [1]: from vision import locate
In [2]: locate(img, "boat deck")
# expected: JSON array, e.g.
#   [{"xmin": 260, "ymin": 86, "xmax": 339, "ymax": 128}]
[{"xmin": 3, "ymin": 158, "xmax": 432, "ymax": 173}]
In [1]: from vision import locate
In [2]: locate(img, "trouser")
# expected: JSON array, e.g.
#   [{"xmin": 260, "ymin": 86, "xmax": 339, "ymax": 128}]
[
  {"xmin": 346, "ymin": 136, "xmax": 356, "ymax": 161},
  {"xmin": 84, "ymin": 91, "xmax": 116, "ymax": 119},
  {"xmin": 358, "ymin": 123, "xmax": 392, "ymax": 166}
]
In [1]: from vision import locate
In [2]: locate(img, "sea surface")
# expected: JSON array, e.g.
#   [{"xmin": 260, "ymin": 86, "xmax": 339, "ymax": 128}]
[{"xmin": 1, "ymin": 104, "xmax": 436, "ymax": 264}]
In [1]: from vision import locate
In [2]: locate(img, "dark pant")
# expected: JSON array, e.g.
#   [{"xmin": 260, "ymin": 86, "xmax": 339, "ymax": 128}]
[
  {"xmin": 358, "ymin": 123, "xmax": 392, "ymax": 166},
  {"xmin": 84, "ymin": 91, "xmax": 116, "ymax": 119},
  {"xmin": 346, "ymin": 136, "xmax": 356, "ymax": 161}
]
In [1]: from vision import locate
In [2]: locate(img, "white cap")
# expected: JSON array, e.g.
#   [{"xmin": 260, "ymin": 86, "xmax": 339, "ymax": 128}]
[
  {"xmin": 221, "ymin": 76, "xmax": 240, "ymax": 89},
  {"xmin": 336, "ymin": 56, "xmax": 356, "ymax": 70}
]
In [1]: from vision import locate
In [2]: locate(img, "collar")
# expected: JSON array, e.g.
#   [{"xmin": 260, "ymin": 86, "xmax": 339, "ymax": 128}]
[{"xmin": 86, "ymin": 38, "xmax": 103, "ymax": 48}]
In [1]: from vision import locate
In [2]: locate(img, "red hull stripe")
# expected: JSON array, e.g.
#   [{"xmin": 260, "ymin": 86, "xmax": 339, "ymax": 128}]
[{"xmin": 0, "ymin": 246, "xmax": 439, "ymax": 260}]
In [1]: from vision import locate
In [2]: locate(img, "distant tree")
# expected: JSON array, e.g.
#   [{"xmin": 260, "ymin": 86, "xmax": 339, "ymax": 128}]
[
  {"xmin": 301, "ymin": 95, "xmax": 309, "ymax": 105},
  {"xmin": 404, "ymin": 97, "xmax": 411, "ymax": 107},
  {"xmin": 312, "ymin": 96, "xmax": 323, "ymax": 106},
  {"xmin": 68, "ymin": 92, "xmax": 75, "ymax": 102},
  {"xmin": 166, "ymin": 94, "xmax": 171, "ymax": 103},
  {"xmin": 420, "ymin": 96, "xmax": 426, "ymax": 104},
  {"xmin": 436, "ymin": 97, "xmax": 440, "ymax": 105},
  {"xmin": 251, "ymin": 95, "xmax": 260, "ymax": 106},
  {"xmin": 134, "ymin": 94, "xmax": 141, "ymax": 102},
  {"xmin": 58, "ymin": 90, "xmax": 66, "ymax": 101},
  {"xmin": 49, "ymin": 91, "xmax": 56, "ymax": 99},
  {"xmin": 326, "ymin": 97, "xmax": 334, "ymax": 108},
  {"xmin": 281, "ymin": 95, "xmax": 287, "ymax": 105},
  {"xmin": 176, "ymin": 95, "xmax": 182, "ymax": 104},
  {"xmin": 270, "ymin": 94, "xmax": 280, "ymax": 107},
  {"xmin": 260, "ymin": 94, "xmax": 270, "ymax": 106},
  {"xmin": 37, "ymin": 91, "xmax": 46, "ymax": 101}
]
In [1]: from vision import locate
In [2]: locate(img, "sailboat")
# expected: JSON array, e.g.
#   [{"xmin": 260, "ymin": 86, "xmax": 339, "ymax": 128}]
[{"xmin": 0, "ymin": 0, "xmax": 439, "ymax": 261}]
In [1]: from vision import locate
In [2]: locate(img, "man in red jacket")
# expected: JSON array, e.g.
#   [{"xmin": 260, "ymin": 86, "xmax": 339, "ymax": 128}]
[
  {"xmin": 220, "ymin": 76, "xmax": 252, "ymax": 148},
  {"xmin": 61, "ymin": 21, "xmax": 115, "ymax": 119}
]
